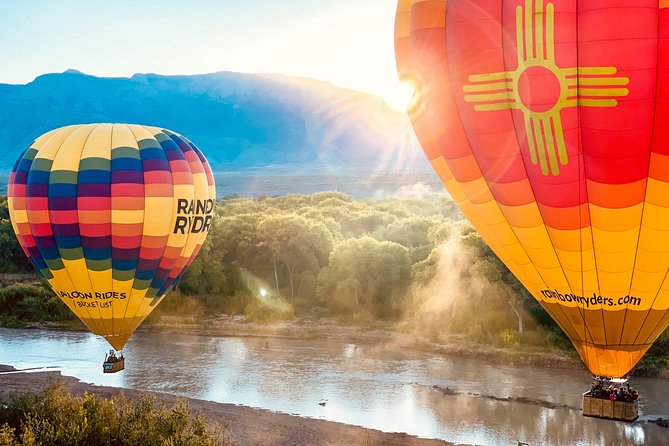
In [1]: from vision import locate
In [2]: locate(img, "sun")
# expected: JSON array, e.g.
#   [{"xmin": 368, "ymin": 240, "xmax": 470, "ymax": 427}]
[{"xmin": 383, "ymin": 80, "xmax": 417, "ymax": 112}]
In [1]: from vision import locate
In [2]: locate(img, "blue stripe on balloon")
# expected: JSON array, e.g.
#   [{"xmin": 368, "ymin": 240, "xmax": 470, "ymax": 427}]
[
  {"xmin": 78, "ymin": 170, "xmax": 109, "ymax": 184},
  {"xmin": 16, "ymin": 158, "xmax": 33, "ymax": 173},
  {"xmin": 135, "ymin": 267, "xmax": 158, "ymax": 281},
  {"xmin": 112, "ymin": 257, "xmax": 138, "ymax": 271},
  {"xmin": 148, "ymin": 268, "xmax": 170, "ymax": 291},
  {"xmin": 84, "ymin": 247, "xmax": 112, "ymax": 261},
  {"xmin": 111, "ymin": 157, "xmax": 143, "ymax": 171},
  {"xmin": 27, "ymin": 248, "xmax": 47, "ymax": 270},
  {"xmin": 139, "ymin": 147, "xmax": 166, "ymax": 160},
  {"xmin": 53, "ymin": 236, "xmax": 81, "ymax": 250},
  {"xmin": 159, "ymin": 139, "xmax": 183, "ymax": 160},
  {"xmin": 31, "ymin": 256, "xmax": 47, "ymax": 271},
  {"xmin": 11, "ymin": 148, "xmax": 28, "ymax": 173},
  {"xmin": 38, "ymin": 245, "xmax": 61, "ymax": 261},
  {"xmin": 48, "ymin": 184, "xmax": 78, "ymax": 198},
  {"xmin": 27, "ymin": 170, "xmax": 50, "ymax": 184}
]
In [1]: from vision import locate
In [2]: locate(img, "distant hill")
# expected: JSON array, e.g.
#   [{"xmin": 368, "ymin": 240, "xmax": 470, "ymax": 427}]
[{"xmin": 0, "ymin": 70, "xmax": 426, "ymax": 172}]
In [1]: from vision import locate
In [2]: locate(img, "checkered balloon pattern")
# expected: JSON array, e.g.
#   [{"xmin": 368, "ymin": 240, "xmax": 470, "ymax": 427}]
[{"xmin": 8, "ymin": 124, "xmax": 215, "ymax": 350}]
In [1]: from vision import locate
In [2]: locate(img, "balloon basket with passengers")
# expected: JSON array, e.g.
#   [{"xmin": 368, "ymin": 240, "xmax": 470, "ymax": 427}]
[
  {"xmin": 103, "ymin": 350, "xmax": 125, "ymax": 374},
  {"xmin": 582, "ymin": 377, "xmax": 639, "ymax": 422}
]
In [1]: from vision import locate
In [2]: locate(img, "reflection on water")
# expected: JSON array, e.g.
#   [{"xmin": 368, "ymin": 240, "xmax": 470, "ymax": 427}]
[{"xmin": 0, "ymin": 328, "xmax": 668, "ymax": 445}]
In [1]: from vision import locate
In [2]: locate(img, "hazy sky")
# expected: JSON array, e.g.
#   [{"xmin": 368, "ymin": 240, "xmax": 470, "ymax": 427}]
[{"xmin": 0, "ymin": 0, "xmax": 401, "ymax": 98}]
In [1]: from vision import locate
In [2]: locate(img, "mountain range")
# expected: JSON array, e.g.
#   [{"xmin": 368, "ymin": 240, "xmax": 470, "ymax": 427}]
[{"xmin": 0, "ymin": 70, "xmax": 426, "ymax": 172}]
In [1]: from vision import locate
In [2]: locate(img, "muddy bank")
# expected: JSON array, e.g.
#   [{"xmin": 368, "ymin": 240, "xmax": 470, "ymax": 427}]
[
  {"xmin": 431, "ymin": 384, "xmax": 580, "ymax": 411},
  {"xmin": 29, "ymin": 315, "xmax": 582, "ymax": 372},
  {"xmin": 19, "ymin": 310, "xmax": 669, "ymax": 380},
  {"xmin": 0, "ymin": 366, "xmax": 460, "ymax": 446},
  {"xmin": 26, "ymin": 314, "xmax": 668, "ymax": 377}
]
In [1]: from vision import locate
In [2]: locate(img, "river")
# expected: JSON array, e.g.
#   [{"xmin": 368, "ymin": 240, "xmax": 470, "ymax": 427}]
[{"xmin": 0, "ymin": 328, "xmax": 667, "ymax": 445}]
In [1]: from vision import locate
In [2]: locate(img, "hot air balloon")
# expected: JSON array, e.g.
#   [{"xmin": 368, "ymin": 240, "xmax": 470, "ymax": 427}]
[
  {"xmin": 394, "ymin": 0, "xmax": 669, "ymax": 385},
  {"xmin": 7, "ymin": 124, "xmax": 215, "ymax": 372}
]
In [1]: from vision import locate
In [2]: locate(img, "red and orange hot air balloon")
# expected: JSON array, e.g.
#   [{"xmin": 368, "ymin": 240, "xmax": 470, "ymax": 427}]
[{"xmin": 395, "ymin": 0, "xmax": 669, "ymax": 378}]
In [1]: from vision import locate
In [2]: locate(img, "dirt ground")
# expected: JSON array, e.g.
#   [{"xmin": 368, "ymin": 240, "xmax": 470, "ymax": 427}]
[{"xmin": 0, "ymin": 364, "xmax": 472, "ymax": 446}]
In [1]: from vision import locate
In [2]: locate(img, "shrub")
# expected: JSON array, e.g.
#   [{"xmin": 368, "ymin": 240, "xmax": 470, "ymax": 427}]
[
  {"xmin": 0, "ymin": 284, "xmax": 73, "ymax": 325},
  {"xmin": 244, "ymin": 295, "xmax": 295, "ymax": 323},
  {"xmin": 499, "ymin": 329, "xmax": 519, "ymax": 347},
  {"xmin": 0, "ymin": 383, "xmax": 231, "ymax": 446},
  {"xmin": 0, "ymin": 423, "xmax": 17, "ymax": 446}
]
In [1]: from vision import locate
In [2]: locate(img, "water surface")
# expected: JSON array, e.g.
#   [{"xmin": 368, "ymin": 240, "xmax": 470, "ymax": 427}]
[{"xmin": 0, "ymin": 328, "xmax": 667, "ymax": 445}]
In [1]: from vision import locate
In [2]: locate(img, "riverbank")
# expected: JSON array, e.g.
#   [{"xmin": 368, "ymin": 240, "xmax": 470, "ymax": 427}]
[
  {"xmin": 17, "ymin": 313, "xmax": 669, "ymax": 378},
  {"xmin": 145, "ymin": 315, "xmax": 585, "ymax": 370},
  {"xmin": 22, "ymin": 315, "xmax": 586, "ymax": 372},
  {"xmin": 0, "ymin": 365, "xmax": 455, "ymax": 446}
]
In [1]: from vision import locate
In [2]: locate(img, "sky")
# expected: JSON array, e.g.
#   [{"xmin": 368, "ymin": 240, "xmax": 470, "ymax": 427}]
[{"xmin": 0, "ymin": 0, "xmax": 403, "ymax": 100}]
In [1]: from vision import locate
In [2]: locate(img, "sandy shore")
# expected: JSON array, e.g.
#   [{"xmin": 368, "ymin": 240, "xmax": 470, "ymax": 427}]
[{"xmin": 0, "ymin": 365, "xmax": 462, "ymax": 446}]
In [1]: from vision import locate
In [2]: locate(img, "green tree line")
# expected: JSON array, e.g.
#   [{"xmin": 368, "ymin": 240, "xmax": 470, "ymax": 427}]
[
  {"xmin": 0, "ymin": 192, "xmax": 556, "ymax": 345},
  {"xmin": 0, "ymin": 192, "xmax": 667, "ymax": 370}
]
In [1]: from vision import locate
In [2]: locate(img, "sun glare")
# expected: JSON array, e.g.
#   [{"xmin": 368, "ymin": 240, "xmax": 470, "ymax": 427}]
[{"xmin": 383, "ymin": 80, "xmax": 417, "ymax": 112}]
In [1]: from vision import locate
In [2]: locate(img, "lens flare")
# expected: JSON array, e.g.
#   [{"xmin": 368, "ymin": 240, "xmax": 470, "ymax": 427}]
[{"xmin": 383, "ymin": 80, "xmax": 417, "ymax": 112}]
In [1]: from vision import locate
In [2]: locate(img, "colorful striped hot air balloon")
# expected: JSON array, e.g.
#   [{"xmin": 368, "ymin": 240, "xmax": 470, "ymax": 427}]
[
  {"xmin": 7, "ymin": 124, "xmax": 215, "ymax": 353},
  {"xmin": 395, "ymin": 0, "xmax": 669, "ymax": 378}
]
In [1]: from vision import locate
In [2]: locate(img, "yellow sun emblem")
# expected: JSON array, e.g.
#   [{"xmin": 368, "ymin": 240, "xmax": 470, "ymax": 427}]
[{"xmin": 462, "ymin": 0, "xmax": 630, "ymax": 176}]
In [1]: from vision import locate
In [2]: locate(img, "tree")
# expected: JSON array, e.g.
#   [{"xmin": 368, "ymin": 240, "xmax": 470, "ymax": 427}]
[
  {"xmin": 474, "ymin": 258, "xmax": 525, "ymax": 335},
  {"xmin": 179, "ymin": 237, "xmax": 228, "ymax": 295},
  {"xmin": 373, "ymin": 216, "xmax": 439, "ymax": 263},
  {"xmin": 344, "ymin": 211, "xmax": 396, "ymax": 238},
  {"xmin": 0, "ymin": 196, "xmax": 34, "ymax": 274},
  {"xmin": 310, "ymin": 191, "xmax": 354, "ymax": 204},
  {"xmin": 411, "ymin": 246, "xmax": 441, "ymax": 286},
  {"xmin": 317, "ymin": 237, "xmax": 411, "ymax": 317},
  {"xmin": 427, "ymin": 222, "xmax": 453, "ymax": 246},
  {"xmin": 257, "ymin": 214, "xmax": 334, "ymax": 299},
  {"xmin": 213, "ymin": 213, "xmax": 266, "ymax": 276},
  {"xmin": 463, "ymin": 231, "xmax": 540, "ymax": 337}
]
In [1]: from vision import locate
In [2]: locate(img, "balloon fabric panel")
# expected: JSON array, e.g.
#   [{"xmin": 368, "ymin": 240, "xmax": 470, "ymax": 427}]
[
  {"xmin": 7, "ymin": 124, "xmax": 215, "ymax": 351},
  {"xmin": 396, "ymin": 0, "xmax": 669, "ymax": 377}
]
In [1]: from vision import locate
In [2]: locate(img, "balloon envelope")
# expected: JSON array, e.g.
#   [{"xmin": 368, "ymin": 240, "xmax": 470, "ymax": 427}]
[
  {"xmin": 395, "ymin": 0, "xmax": 669, "ymax": 377},
  {"xmin": 8, "ymin": 124, "xmax": 215, "ymax": 350}
]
